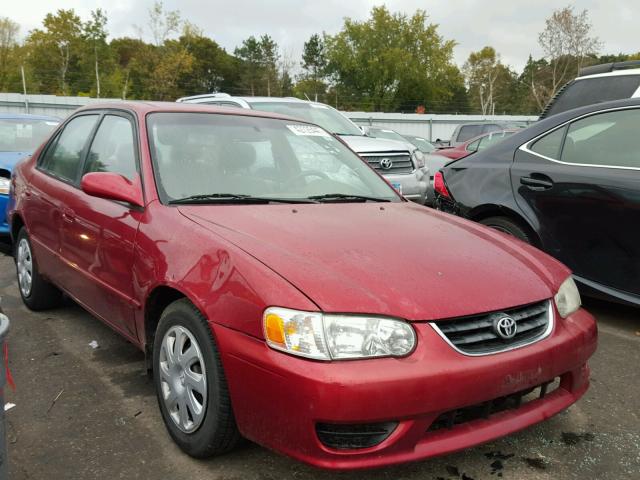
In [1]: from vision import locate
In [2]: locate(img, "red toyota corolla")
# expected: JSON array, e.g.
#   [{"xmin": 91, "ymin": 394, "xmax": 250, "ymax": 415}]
[{"xmin": 7, "ymin": 102, "xmax": 596, "ymax": 470}]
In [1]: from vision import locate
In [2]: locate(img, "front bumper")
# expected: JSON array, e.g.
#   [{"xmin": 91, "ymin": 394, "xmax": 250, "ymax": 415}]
[
  {"xmin": 214, "ymin": 306, "xmax": 597, "ymax": 470},
  {"xmin": 383, "ymin": 170, "xmax": 428, "ymax": 204}
]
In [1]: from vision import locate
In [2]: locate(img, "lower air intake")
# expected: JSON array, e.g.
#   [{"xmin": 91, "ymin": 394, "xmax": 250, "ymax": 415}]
[{"xmin": 316, "ymin": 421, "xmax": 398, "ymax": 450}]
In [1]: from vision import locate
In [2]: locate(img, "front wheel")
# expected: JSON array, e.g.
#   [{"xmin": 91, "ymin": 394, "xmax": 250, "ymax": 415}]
[
  {"xmin": 153, "ymin": 299, "xmax": 240, "ymax": 458},
  {"xmin": 479, "ymin": 216, "xmax": 533, "ymax": 244}
]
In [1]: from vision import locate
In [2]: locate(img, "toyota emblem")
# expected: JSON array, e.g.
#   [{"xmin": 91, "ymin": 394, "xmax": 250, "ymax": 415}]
[
  {"xmin": 379, "ymin": 158, "xmax": 393, "ymax": 170},
  {"xmin": 494, "ymin": 315, "xmax": 517, "ymax": 340}
]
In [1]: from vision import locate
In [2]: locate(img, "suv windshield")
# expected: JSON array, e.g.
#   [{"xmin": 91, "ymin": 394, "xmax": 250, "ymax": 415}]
[
  {"xmin": 368, "ymin": 128, "xmax": 407, "ymax": 144},
  {"xmin": 0, "ymin": 118, "xmax": 59, "ymax": 152},
  {"xmin": 248, "ymin": 102, "xmax": 363, "ymax": 136},
  {"xmin": 405, "ymin": 136, "xmax": 435, "ymax": 153},
  {"xmin": 147, "ymin": 113, "xmax": 399, "ymax": 204}
]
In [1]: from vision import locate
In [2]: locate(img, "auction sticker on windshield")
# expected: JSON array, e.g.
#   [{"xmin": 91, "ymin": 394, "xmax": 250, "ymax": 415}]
[{"xmin": 287, "ymin": 124, "xmax": 330, "ymax": 137}]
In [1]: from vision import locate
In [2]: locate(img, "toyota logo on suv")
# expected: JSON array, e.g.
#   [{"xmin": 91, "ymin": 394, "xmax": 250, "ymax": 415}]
[{"xmin": 379, "ymin": 158, "xmax": 393, "ymax": 170}]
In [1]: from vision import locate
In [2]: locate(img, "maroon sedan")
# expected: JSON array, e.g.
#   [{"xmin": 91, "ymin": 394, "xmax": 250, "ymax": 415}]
[
  {"xmin": 434, "ymin": 130, "xmax": 516, "ymax": 160},
  {"xmin": 7, "ymin": 103, "xmax": 596, "ymax": 470}
]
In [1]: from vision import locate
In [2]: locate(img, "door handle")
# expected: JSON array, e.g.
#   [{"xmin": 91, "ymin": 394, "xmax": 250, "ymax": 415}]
[
  {"xmin": 520, "ymin": 175, "xmax": 553, "ymax": 191},
  {"xmin": 61, "ymin": 208, "xmax": 75, "ymax": 224}
]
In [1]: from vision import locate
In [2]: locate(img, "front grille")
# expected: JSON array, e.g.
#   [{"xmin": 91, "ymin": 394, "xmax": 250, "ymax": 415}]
[
  {"xmin": 431, "ymin": 300, "xmax": 552, "ymax": 355},
  {"xmin": 427, "ymin": 377, "xmax": 560, "ymax": 432},
  {"xmin": 361, "ymin": 152, "xmax": 413, "ymax": 174},
  {"xmin": 316, "ymin": 421, "xmax": 398, "ymax": 450}
]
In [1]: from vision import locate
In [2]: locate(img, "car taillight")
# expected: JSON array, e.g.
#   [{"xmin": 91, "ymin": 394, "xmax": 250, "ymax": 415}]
[{"xmin": 434, "ymin": 171, "xmax": 451, "ymax": 199}]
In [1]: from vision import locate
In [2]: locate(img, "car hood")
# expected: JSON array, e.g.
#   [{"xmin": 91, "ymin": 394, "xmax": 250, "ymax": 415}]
[
  {"xmin": 0, "ymin": 152, "xmax": 31, "ymax": 171},
  {"xmin": 339, "ymin": 135, "xmax": 412, "ymax": 154},
  {"xmin": 179, "ymin": 202, "xmax": 567, "ymax": 321}
]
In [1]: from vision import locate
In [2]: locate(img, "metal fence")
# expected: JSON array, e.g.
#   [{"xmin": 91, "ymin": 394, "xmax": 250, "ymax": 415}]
[{"xmin": 0, "ymin": 93, "xmax": 539, "ymax": 142}]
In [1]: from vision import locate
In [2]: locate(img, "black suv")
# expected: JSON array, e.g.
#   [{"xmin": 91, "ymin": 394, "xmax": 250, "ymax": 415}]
[{"xmin": 540, "ymin": 60, "xmax": 640, "ymax": 119}]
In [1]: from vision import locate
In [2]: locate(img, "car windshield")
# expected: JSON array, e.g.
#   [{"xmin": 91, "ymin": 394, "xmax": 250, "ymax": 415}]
[
  {"xmin": 0, "ymin": 118, "xmax": 59, "ymax": 152},
  {"xmin": 404, "ymin": 136, "xmax": 435, "ymax": 153},
  {"xmin": 147, "ymin": 113, "xmax": 399, "ymax": 204},
  {"xmin": 368, "ymin": 128, "xmax": 407, "ymax": 144},
  {"xmin": 248, "ymin": 101, "xmax": 363, "ymax": 136}
]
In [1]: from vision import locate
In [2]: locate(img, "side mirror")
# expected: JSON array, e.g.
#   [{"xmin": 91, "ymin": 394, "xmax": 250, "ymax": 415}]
[{"xmin": 81, "ymin": 172, "xmax": 144, "ymax": 208}]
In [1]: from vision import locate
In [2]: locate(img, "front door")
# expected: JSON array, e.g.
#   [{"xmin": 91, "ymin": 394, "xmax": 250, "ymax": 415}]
[
  {"xmin": 60, "ymin": 113, "xmax": 143, "ymax": 338},
  {"xmin": 511, "ymin": 107, "xmax": 640, "ymax": 296}
]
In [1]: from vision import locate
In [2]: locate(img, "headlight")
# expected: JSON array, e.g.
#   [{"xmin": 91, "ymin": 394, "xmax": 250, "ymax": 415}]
[
  {"xmin": 554, "ymin": 276, "xmax": 581, "ymax": 318},
  {"xmin": 263, "ymin": 307, "xmax": 416, "ymax": 360},
  {"xmin": 411, "ymin": 150, "xmax": 425, "ymax": 169},
  {"xmin": 0, "ymin": 177, "xmax": 9, "ymax": 195}
]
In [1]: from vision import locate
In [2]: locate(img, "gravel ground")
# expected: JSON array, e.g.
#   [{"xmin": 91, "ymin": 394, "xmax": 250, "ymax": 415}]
[{"xmin": 1, "ymin": 248, "xmax": 639, "ymax": 480}]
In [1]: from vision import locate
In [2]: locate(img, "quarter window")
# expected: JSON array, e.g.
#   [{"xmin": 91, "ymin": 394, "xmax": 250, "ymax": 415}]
[
  {"xmin": 560, "ymin": 109, "xmax": 640, "ymax": 168},
  {"xmin": 41, "ymin": 115, "xmax": 98, "ymax": 182},
  {"xmin": 84, "ymin": 115, "xmax": 137, "ymax": 180},
  {"xmin": 530, "ymin": 126, "xmax": 567, "ymax": 159}
]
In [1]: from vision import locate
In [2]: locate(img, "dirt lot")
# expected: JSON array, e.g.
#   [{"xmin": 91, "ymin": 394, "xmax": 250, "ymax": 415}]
[{"xmin": 1, "ymin": 249, "xmax": 639, "ymax": 480}]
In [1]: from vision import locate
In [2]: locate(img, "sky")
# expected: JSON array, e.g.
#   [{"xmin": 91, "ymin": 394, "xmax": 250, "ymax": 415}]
[{"xmin": 3, "ymin": 0, "xmax": 637, "ymax": 73}]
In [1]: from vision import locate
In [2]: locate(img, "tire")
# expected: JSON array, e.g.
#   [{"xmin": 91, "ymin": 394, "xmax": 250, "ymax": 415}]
[
  {"xmin": 479, "ymin": 216, "xmax": 533, "ymax": 244},
  {"xmin": 153, "ymin": 299, "xmax": 240, "ymax": 458},
  {"xmin": 15, "ymin": 228, "xmax": 62, "ymax": 311}
]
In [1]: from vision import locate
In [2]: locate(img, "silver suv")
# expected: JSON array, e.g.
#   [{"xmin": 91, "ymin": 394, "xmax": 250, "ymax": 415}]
[{"xmin": 177, "ymin": 94, "xmax": 429, "ymax": 204}]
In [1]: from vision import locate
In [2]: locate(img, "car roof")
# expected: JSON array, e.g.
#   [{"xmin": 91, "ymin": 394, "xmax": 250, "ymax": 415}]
[
  {"xmin": 73, "ymin": 100, "xmax": 313, "ymax": 123},
  {"xmin": 0, "ymin": 113, "xmax": 60, "ymax": 121}
]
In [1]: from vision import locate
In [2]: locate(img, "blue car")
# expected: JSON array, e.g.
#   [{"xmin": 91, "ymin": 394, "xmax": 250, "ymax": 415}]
[{"xmin": 0, "ymin": 113, "xmax": 60, "ymax": 236}]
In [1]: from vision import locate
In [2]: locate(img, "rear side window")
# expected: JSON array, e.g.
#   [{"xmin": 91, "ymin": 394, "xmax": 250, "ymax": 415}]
[
  {"xmin": 545, "ymin": 75, "xmax": 640, "ymax": 117},
  {"xmin": 41, "ymin": 115, "xmax": 98, "ymax": 182},
  {"xmin": 84, "ymin": 115, "xmax": 138, "ymax": 180},
  {"xmin": 561, "ymin": 109, "xmax": 640, "ymax": 168},
  {"xmin": 530, "ymin": 126, "xmax": 567, "ymax": 159},
  {"xmin": 457, "ymin": 125, "xmax": 483, "ymax": 142}
]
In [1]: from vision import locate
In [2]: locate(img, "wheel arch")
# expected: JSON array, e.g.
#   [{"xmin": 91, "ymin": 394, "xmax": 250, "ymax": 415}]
[
  {"xmin": 467, "ymin": 204, "xmax": 541, "ymax": 247},
  {"xmin": 143, "ymin": 284, "xmax": 203, "ymax": 372},
  {"xmin": 10, "ymin": 212, "xmax": 25, "ymax": 244}
]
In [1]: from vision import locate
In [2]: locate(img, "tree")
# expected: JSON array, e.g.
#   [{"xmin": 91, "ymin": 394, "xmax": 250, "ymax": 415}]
[
  {"xmin": 531, "ymin": 5, "xmax": 601, "ymax": 109},
  {"xmin": 0, "ymin": 17, "xmax": 20, "ymax": 91},
  {"xmin": 301, "ymin": 34, "xmax": 327, "ymax": 101},
  {"xmin": 324, "ymin": 6, "xmax": 459, "ymax": 112},
  {"xmin": 234, "ymin": 36, "xmax": 262, "ymax": 95},
  {"xmin": 83, "ymin": 9, "xmax": 108, "ymax": 97},
  {"xmin": 26, "ymin": 9, "xmax": 83, "ymax": 95},
  {"xmin": 147, "ymin": 1, "xmax": 180, "ymax": 47},
  {"xmin": 259, "ymin": 34, "xmax": 279, "ymax": 96},
  {"xmin": 463, "ymin": 47, "xmax": 518, "ymax": 115}
]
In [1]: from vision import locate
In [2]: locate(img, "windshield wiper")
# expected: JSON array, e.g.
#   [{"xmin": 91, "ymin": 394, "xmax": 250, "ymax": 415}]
[
  {"xmin": 169, "ymin": 193, "xmax": 318, "ymax": 205},
  {"xmin": 307, "ymin": 193, "xmax": 392, "ymax": 203}
]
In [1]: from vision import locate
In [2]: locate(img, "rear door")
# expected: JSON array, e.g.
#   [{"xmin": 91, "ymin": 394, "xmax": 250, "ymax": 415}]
[
  {"xmin": 26, "ymin": 114, "xmax": 99, "ymax": 282},
  {"xmin": 511, "ymin": 107, "xmax": 640, "ymax": 296}
]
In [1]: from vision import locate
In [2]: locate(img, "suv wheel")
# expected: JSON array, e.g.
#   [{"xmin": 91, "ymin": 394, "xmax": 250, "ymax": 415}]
[{"xmin": 153, "ymin": 299, "xmax": 241, "ymax": 458}]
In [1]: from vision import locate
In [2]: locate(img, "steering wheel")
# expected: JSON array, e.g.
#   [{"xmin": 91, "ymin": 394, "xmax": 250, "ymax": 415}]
[{"xmin": 284, "ymin": 170, "xmax": 331, "ymax": 186}]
